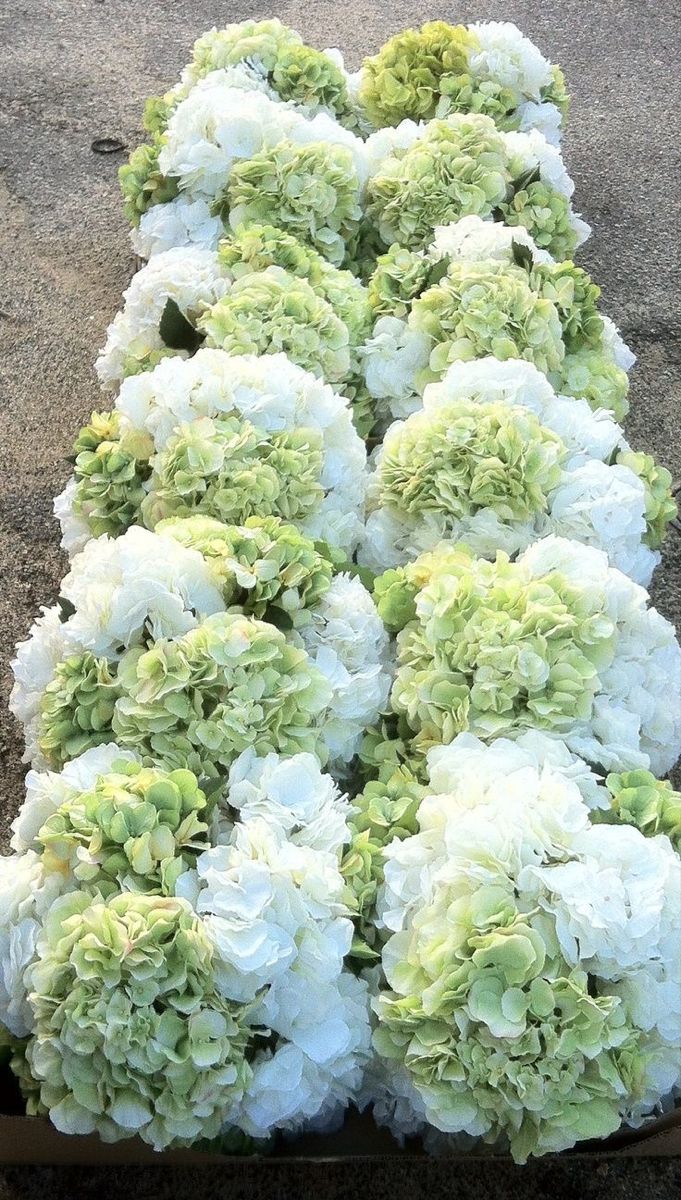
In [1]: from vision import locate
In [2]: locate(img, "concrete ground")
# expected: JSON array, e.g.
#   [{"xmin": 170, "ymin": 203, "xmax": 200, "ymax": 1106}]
[{"xmin": 0, "ymin": 0, "xmax": 679, "ymax": 1192}]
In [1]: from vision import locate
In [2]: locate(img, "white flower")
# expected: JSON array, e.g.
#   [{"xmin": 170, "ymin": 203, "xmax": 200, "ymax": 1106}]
[
  {"xmin": 517, "ymin": 100, "xmax": 563, "ymax": 146},
  {"xmin": 113, "ymin": 349, "xmax": 368, "ymax": 555},
  {"xmin": 59, "ymin": 526, "xmax": 224, "ymax": 654},
  {"xmin": 602, "ymin": 314, "xmax": 637, "ymax": 372},
  {"xmin": 53, "ymin": 478, "xmax": 91, "ymax": 557},
  {"xmin": 159, "ymin": 74, "xmax": 366, "ymax": 201},
  {"xmin": 360, "ymin": 315, "xmax": 428, "ymax": 416},
  {"xmin": 217, "ymin": 749, "xmax": 352, "ymax": 855},
  {"xmin": 132, "ymin": 196, "xmax": 224, "ymax": 258},
  {"xmin": 518, "ymin": 536, "xmax": 681, "ymax": 774},
  {"xmin": 177, "ymin": 817, "xmax": 372, "ymax": 1137},
  {"xmin": 0, "ymin": 852, "xmax": 65, "ymax": 1037},
  {"xmin": 428, "ymin": 214, "xmax": 551, "ymax": 266},
  {"xmin": 363, "ymin": 119, "xmax": 423, "ymax": 178},
  {"xmin": 469, "ymin": 21, "xmax": 554, "ymax": 102},
  {"xmin": 96, "ymin": 247, "xmax": 231, "ymax": 388},
  {"xmin": 360, "ymin": 358, "xmax": 654, "ymax": 582},
  {"xmin": 294, "ymin": 573, "xmax": 393, "ymax": 768}
]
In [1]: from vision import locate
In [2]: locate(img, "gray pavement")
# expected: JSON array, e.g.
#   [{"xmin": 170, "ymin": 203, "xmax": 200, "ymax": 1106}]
[{"xmin": 0, "ymin": 0, "xmax": 679, "ymax": 1186}]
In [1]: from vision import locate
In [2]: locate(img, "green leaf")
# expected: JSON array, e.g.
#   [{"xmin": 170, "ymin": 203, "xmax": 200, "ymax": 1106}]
[
  {"xmin": 511, "ymin": 240, "xmax": 534, "ymax": 272},
  {"xmin": 512, "ymin": 164, "xmax": 541, "ymax": 193},
  {"xmin": 57, "ymin": 596, "xmax": 77, "ymax": 623},
  {"xmin": 158, "ymin": 298, "xmax": 205, "ymax": 353},
  {"xmin": 426, "ymin": 257, "xmax": 450, "ymax": 289},
  {"xmin": 349, "ymin": 934, "xmax": 380, "ymax": 961}
]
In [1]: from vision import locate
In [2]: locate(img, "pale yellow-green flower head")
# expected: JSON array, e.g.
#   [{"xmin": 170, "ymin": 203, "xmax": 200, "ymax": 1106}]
[
  {"xmin": 70, "ymin": 411, "xmax": 154, "ymax": 540},
  {"xmin": 25, "ymin": 891, "xmax": 252, "ymax": 1149},
  {"xmin": 595, "ymin": 769, "xmax": 681, "ymax": 852},
  {"xmin": 39, "ymin": 653, "xmax": 121, "ymax": 768}
]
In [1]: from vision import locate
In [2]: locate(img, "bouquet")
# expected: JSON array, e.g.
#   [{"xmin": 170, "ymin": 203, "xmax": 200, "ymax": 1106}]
[{"xmin": 1, "ymin": 15, "xmax": 679, "ymax": 1163}]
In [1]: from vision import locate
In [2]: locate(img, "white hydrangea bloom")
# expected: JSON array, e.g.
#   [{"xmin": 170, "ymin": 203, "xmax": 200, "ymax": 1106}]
[
  {"xmin": 132, "ymin": 196, "xmax": 225, "ymax": 258},
  {"xmin": 363, "ymin": 119, "xmax": 424, "ymax": 178},
  {"xmin": 293, "ymin": 573, "xmax": 393, "ymax": 769},
  {"xmin": 370, "ymin": 736, "xmax": 681, "ymax": 1157},
  {"xmin": 602, "ymin": 314, "xmax": 637, "ymax": 372},
  {"xmin": 177, "ymin": 818, "xmax": 372, "ymax": 1137},
  {"xmin": 58, "ymin": 526, "xmax": 224, "ymax": 654},
  {"xmin": 428, "ymin": 213, "xmax": 551, "ymax": 266},
  {"xmin": 469, "ymin": 22, "xmax": 553, "ymax": 102},
  {"xmin": 216, "ymin": 748, "xmax": 352, "ymax": 855},
  {"xmin": 0, "ymin": 851, "xmax": 65, "ymax": 1037},
  {"xmin": 360, "ymin": 358, "xmax": 655, "ymax": 583},
  {"xmin": 112, "ymin": 349, "xmax": 368, "ymax": 555},
  {"xmin": 517, "ymin": 99, "xmax": 562, "ymax": 146},
  {"xmin": 96, "ymin": 247, "xmax": 231, "ymax": 388},
  {"xmin": 12, "ymin": 744, "xmax": 138, "ymax": 852},
  {"xmin": 360, "ymin": 315, "xmax": 428, "ymax": 417},
  {"xmin": 518, "ymin": 536, "xmax": 681, "ymax": 774},
  {"xmin": 159, "ymin": 74, "xmax": 366, "ymax": 201},
  {"xmin": 10, "ymin": 606, "xmax": 72, "ymax": 766},
  {"xmin": 53, "ymin": 477, "xmax": 91, "ymax": 557}
]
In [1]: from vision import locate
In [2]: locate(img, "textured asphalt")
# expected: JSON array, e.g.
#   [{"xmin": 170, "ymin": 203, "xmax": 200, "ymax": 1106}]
[{"xmin": 0, "ymin": 0, "xmax": 679, "ymax": 1190}]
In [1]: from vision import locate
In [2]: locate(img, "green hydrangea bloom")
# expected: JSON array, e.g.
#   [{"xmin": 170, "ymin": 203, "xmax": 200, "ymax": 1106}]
[
  {"xmin": 377, "ymin": 545, "xmax": 615, "ymax": 757},
  {"xmin": 368, "ymin": 245, "xmax": 434, "ymax": 317},
  {"xmin": 25, "ymin": 891, "xmax": 253, "ymax": 1149},
  {"xmin": 530, "ymin": 261, "xmax": 603, "ymax": 351},
  {"xmin": 377, "ymin": 398, "xmax": 565, "ymax": 525},
  {"xmin": 142, "ymin": 416, "xmax": 325, "ymax": 530},
  {"xmin": 218, "ymin": 140, "xmax": 362, "ymax": 268},
  {"xmin": 366, "ymin": 116, "xmax": 511, "ymax": 252},
  {"xmin": 342, "ymin": 768, "xmax": 426, "ymax": 958},
  {"xmin": 199, "ymin": 268, "xmax": 351, "ymax": 382},
  {"xmin": 374, "ymin": 896, "xmax": 631, "ymax": 1162},
  {"xmin": 157, "ymin": 513, "xmax": 333, "ymax": 624},
  {"xmin": 119, "ymin": 141, "xmax": 179, "ymax": 226},
  {"xmin": 39, "ymin": 653, "xmax": 121, "ymax": 768},
  {"xmin": 270, "ymin": 43, "xmax": 355, "ymax": 122},
  {"xmin": 143, "ymin": 94, "xmax": 176, "ymax": 136},
  {"xmin": 556, "ymin": 349, "xmax": 629, "ymax": 421},
  {"xmin": 217, "ymin": 225, "xmax": 372, "ymax": 368},
  {"xmin": 71, "ymin": 411, "xmax": 154, "ymax": 539},
  {"xmin": 35, "ymin": 761, "xmax": 214, "ymax": 897},
  {"xmin": 615, "ymin": 450, "xmax": 677, "ymax": 549},
  {"xmin": 111, "ymin": 612, "xmax": 333, "ymax": 777},
  {"xmin": 356, "ymin": 715, "xmax": 428, "ymax": 787},
  {"xmin": 498, "ymin": 179, "xmax": 578, "ymax": 260},
  {"xmin": 409, "ymin": 262, "xmax": 565, "ymax": 386},
  {"xmin": 359, "ymin": 22, "xmax": 518, "ymax": 129},
  {"xmin": 594, "ymin": 769, "xmax": 681, "ymax": 851}
]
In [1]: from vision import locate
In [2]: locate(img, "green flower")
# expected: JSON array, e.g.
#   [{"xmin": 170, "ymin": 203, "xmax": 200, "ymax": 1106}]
[
  {"xmin": 556, "ymin": 348, "xmax": 629, "ymax": 421},
  {"xmin": 359, "ymin": 22, "xmax": 517, "ymax": 129},
  {"xmin": 71, "ymin": 411, "xmax": 154, "ymax": 539},
  {"xmin": 409, "ymin": 262, "xmax": 565, "ymax": 386},
  {"xmin": 342, "ymin": 769, "xmax": 426, "ymax": 959},
  {"xmin": 377, "ymin": 398, "xmax": 565, "ymax": 525},
  {"xmin": 615, "ymin": 450, "xmax": 677, "ymax": 549},
  {"xmin": 530, "ymin": 261, "xmax": 603, "ymax": 351},
  {"xmin": 219, "ymin": 140, "xmax": 362, "ymax": 268},
  {"xmin": 142, "ymin": 416, "xmax": 325, "ymax": 530},
  {"xmin": 271, "ymin": 43, "xmax": 354, "ymax": 121},
  {"xmin": 111, "ymin": 612, "xmax": 333, "ymax": 778},
  {"xmin": 199, "ymin": 268, "xmax": 351, "ymax": 382},
  {"xmin": 157, "ymin": 513, "xmax": 333, "ymax": 624},
  {"xmin": 39, "ymin": 653, "xmax": 122, "ymax": 768},
  {"xmin": 380, "ymin": 545, "xmax": 616, "ymax": 758},
  {"xmin": 498, "ymin": 179, "xmax": 578, "ymax": 260},
  {"xmin": 25, "ymin": 892, "xmax": 253, "ymax": 1149},
  {"xmin": 595, "ymin": 769, "xmax": 681, "ymax": 851},
  {"xmin": 191, "ymin": 18, "xmax": 298, "ymax": 79},
  {"xmin": 119, "ymin": 141, "xmax": 179, "ymax": 226},
  {"xmin": 35, "ymin": 761, "xmax": 214, "ymax": 897},
  {"xmin": 366, "ymin": 115, "xmax": 511, "ymax": 252},
  {"xmin": 368, "ymin": 245, "xmax": 433, "ymax": 317},
  {"xmin": 374, "ymin": 890, "xmax": 630, "ymax": 1161},
  {"xmin": 143, "ymin": 94, "xmax": 176, "ymax": 136}
]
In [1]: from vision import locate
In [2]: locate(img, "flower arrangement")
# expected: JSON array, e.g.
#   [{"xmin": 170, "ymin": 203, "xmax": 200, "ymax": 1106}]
[{"xmin": 2, "ymin": 15, "xmax": 680, "ymax": 1164}]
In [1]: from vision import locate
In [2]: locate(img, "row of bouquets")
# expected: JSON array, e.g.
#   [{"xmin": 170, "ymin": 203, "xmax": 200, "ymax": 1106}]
[{"xmin": 1, "ymin": 18, "xmax": 680, "ymax": 1163}]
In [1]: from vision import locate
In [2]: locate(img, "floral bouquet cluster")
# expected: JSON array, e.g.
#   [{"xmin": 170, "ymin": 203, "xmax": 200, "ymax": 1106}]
[{"xmin": 2, "ymin": 16, "xmax": 680, "ymax": 1164}]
